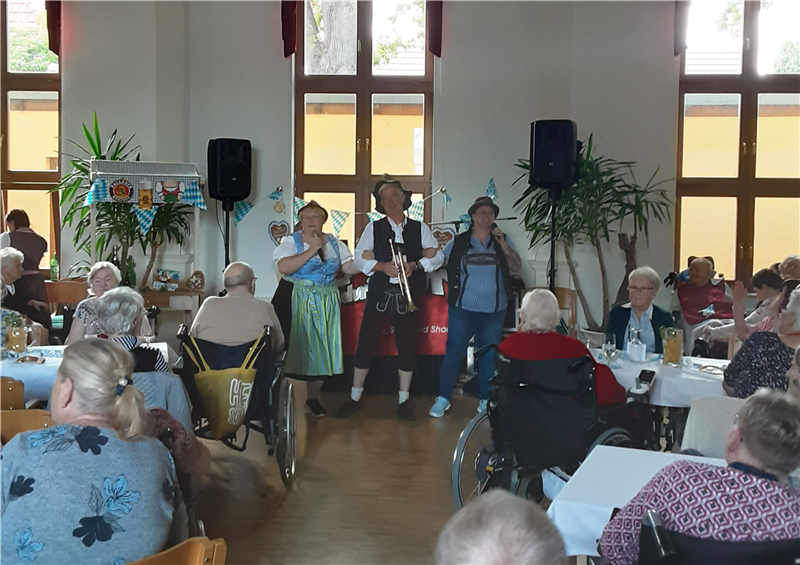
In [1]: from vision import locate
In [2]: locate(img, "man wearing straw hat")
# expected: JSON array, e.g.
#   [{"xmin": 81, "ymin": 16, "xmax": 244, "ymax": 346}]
[{"xmin": 335, "ymin": 175, "xmax": 444, "ymax": 421}]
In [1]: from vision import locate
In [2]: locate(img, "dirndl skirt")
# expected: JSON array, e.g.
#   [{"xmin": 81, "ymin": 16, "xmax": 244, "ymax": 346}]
[{"xmin": 284, "ymin": 279, "xmax": 343, "ymax": 377}]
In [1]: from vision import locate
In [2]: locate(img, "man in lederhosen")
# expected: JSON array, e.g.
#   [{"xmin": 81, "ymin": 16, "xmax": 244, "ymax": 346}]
[{"xmin": 334, "ymin": 176, "xmax": 444, "ymax": 421}]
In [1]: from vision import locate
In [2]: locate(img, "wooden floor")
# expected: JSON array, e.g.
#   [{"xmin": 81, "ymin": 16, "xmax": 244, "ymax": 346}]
[{"xmin": 194, "ymin": 385, "xmax": 482, "ymax": 564}]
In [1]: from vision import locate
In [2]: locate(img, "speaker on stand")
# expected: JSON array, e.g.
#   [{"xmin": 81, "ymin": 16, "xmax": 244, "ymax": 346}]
[
  {"xmin": 528, "ymin": 120, "xmax": 580, "ymax": 293},
  {"xmin": 207, "ymin": 138, "xmax": 252, "ymax": 268}
]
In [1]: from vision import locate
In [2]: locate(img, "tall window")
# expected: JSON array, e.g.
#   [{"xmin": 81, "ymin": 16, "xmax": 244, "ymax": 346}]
[
  {"xmin": 295, "ymin": 0, "xmax": 433, "ymax": 248},
  {"xmin": 677, "ymin": 0, "xmax": 800, "ymax": 283},
  {"xmin": 0, "ymin": 0, "xmax": 61, "ymax": 269}
]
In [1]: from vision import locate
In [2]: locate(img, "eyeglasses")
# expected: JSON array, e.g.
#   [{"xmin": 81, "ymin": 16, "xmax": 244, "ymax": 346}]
[{"xmin": 628, "ymin": 286, "xmax": 654, "ymax": 293}]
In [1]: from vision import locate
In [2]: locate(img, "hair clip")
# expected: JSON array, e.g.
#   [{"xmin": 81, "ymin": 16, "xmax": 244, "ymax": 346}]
[{"xmin": 115, "ymin": 376, "xmax": 133, "ymax": 396}]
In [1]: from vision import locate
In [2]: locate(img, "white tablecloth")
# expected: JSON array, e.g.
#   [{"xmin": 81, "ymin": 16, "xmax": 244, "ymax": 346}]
[
  {"xmin": 546, "ymin": 446, "xmax": 726, "ymax": 557},
  {"xmin": 596, "ymin": 350, "xmax": 729, "ymax": 407},
  {"xmin": 1, "ymin": 343, "xmax": 170, "ymax": 401}
]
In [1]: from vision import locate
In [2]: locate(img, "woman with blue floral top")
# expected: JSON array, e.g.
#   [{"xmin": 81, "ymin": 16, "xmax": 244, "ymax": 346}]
[{"xmin": 1, "ymin": 339, "xmax": 186, "ymax": 564}]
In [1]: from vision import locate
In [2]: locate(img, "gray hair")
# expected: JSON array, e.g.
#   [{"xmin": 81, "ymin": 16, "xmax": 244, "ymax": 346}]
[
  {"xmin": 785, "ymin": 287, "xmax": 800, "ymax": 334},
  {"xmin": 0, "ymin": 246, "xmax": 24, "ymax": 270},
  {"xmin": 737, "ymin": 389, "xmax": 800, "ymax": 475},
  {"xmin": 96, "ymin": 287, "xmax": 144, "ymax": 336},
  {"xmin": 781, "ymin": 255, "xmax": 800, "ymax": 280},
  {"xmin": 58, "ymin": 338, "xmax": 145, "ymax": 440},
  {"xmin": 88, "ymin": 261, "xmax": 122, "ymax": 287},
  {"xmin": 520, "ymin": 289, "xmax": 561, "ymax": 332},
  {"xmin": 378, "ymin": 181, "xmax": 405, "ymax": 200},
  {"xmin": 224, "ymin": 262, "xmax": 255, "ymax": 289},
  {"xmin": 629, "ymin": 266, "xmax": 661, "ymax": 292},
  {"xmin": 435, "ymin": 490, "xmax": 566, "ymax": 565}
]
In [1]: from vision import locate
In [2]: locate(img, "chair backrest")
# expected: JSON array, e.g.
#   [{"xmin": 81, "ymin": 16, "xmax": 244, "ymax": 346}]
[
  {"xmin": 490, "ymin": 354, "xmax": 596, "ymax": 469},
  {"xmin": 681, "ymin": 396, "xmax": 745, "ymax": 459},
  {"xmin": 1, "ymin": 376, "xmax": 25, "ymax": 410},
  {"xmin": 639, "ymin": 510, "xmax": 800, "ymax": 564},
  {"xmin": 131, "ymin": 537, "xmax": 227, "ymax": 565},
  {"xmin": 1, "ymin": 409, "xmax": 54, "ymax": 445},
  {"xmin": 45, "ymin": 280, "xmax": 88, "ymax": 310}
]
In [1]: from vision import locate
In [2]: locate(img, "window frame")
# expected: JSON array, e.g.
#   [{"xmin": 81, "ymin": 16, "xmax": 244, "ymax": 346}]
[
  {"xmin": 0, "ymin": 0, "xmax": 62, "ymax": 272},
  {"xmin": 676, "ymin": 0, "xmax": 800, "ymax": 283},
  {"xmin": 294, "ymin": 0, "xmax": 434, "ymax": 242}
]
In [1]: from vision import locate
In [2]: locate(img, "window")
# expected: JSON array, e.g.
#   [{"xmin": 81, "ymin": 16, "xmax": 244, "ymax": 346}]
[
  {"xmin": 1, "ymin": 1, "xmax": 61, "ymax": 269},
  {"xmin": 295, "ymin": 0, "xmax": 433, "ymax": 249},
  {"xmin": 677, "ymin": 0, "xmax": 800, "ymax": 283}
]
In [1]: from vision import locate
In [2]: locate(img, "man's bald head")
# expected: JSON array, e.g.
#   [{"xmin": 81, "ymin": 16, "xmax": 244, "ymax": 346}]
[
  {"xmin": 689, "ymin": 257, "xmax": 714, "ymax": 286},
  {"xmin": 224, "ymin": 261, "xmax": 255, "ymax": 292}
]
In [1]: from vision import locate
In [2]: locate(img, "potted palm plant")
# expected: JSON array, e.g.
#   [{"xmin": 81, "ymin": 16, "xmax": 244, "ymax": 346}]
[{"xmin": 513, "ymin": 134, "xmax": 672, "ymax": 331}]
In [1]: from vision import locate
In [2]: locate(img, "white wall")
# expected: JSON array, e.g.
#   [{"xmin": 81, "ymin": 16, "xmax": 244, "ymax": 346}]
[{"xmin": 61, "ymin": 1, "xmax": 679, "ymax": 331}]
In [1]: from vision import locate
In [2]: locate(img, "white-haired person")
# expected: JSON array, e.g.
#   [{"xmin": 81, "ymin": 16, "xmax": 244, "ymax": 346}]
[
  {"xmin": 499, "ymin": 289, "xmax": 626, "ymax": 406},
  {"xmin": 606, "ymin": 266, "xmax": 674, "ymax": 354},
  {"xmin": 96, "ymin": 287, "xmax": 169, "ymax": 373},
  {"xmin": 780, "ymin": 254, "xmax": 800, "ymax": 280},
  {"xmin": 0, "ymin": 246, "xmax": 51, "ymax": 332},
  {"xmin": 1, "ymin": 339, "xmax": 187, "ymax": 564},
  {"xmin": 435, "ymin": 490, "xmax": 567, "ymax": 565},
  {"xmin": 723, "ymin": 286, "xmax": 800, "ymax": 398},
  {"xmin": 600, "ymin": 389, "xmax": 800, "ymax": 565},
  {"xmin": 1, "ymin": 267, "xmax": 47, "ymax": 348},
  {"xmin": 65, "ymin": 261, "xmax": 152, "ymax": 345}
]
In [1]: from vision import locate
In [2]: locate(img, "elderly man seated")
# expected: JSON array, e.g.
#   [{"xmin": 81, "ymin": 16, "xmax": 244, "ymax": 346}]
[
  {"xmin": 190, "ymin": 261, "xmax": 284, "ymax": 351},
  {"xmin": 677, "ymin": 257, "xmax": 734, "ymax": 353},
  {"xmin": 0, "ymin": 247, "xmax": 50, "ymax": 332},
  {"xmin": 600, "ymin": 389, "xmax": 800, "ymax": 565}
]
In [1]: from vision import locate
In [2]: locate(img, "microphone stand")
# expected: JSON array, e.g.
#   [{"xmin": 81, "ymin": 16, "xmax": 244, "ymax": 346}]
[{"xmin": 430, "ymin": 217, "xmax": 517, "ymax": 233}]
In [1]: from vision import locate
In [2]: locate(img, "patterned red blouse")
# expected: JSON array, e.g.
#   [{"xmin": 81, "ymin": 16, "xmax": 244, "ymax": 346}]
[{"xmin": 599, "ymin": 459, "xmax": 800, "ymax": 565}]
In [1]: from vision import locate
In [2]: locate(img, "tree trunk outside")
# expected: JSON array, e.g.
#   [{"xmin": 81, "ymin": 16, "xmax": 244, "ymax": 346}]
[
  {"xmin": 594, "ymin": 239, "xmax": 610, "ymax": 330},
  {"xmin": 614, "ymin": 232, "xmax": 638, "ymax": 306},
  {"xmin": 120, "ymin": 242, "xmax": 129, "ymax": 287},
  {"xmin": 140, "ymin": 239, "xmax": 160, "ymax": 292},
  {"xmin": 307, "ymin": 1, "xmax": 357, "ymax": 74},
  {"xmin": 564, "ymin": 242, "xmax": 601, "ymax": 331}
]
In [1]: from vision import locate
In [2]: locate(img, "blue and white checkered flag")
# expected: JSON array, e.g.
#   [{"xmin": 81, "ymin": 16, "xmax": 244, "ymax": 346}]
[
  {"xmin": 485, "ymin": 178, "xmax": 498, "ymax": 201},
  {"xmin": 182, "ymin": 181, "xmax": 207, "ymax": 210},
  {"xmin": 408, "ymin": 200, "xmax": 425, "ymax": 222},
  {"xmin": 368, "ymin": 211, "xmax": 384, "ymax": 222},
  {"xmin": 234, "ymin": 200, "xmax": 254, "ymax": 224},
  {"xmin": 294, "ymin": 196, "xmax": 309, "ymax": 224},
  {"xmin": 133, "ymin": 206, "xmax": 156, "ymax": 235},
  {"xmin": 458, "ymin": 214, "xmax": 472, "ymax": 231},
  {"xmin": 84, "ymin": 179, "xmax": 107, "ymax": 207}
]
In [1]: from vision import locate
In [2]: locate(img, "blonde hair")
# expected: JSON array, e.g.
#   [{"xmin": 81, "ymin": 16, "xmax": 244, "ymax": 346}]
[
  {"xmin": 738, "ymin": 389, "xmax": 800, "ymax": 475},
  {"xmin": 435, "ymin": 490, "xmax": 566, "ymax": 565},
  {"xmin": 629, "ymin": 266, "xmax": 661, "ymax": 292},
  {"xmin": 520, "ymin": 289, "xmax": 561, "ymax": 332},
  {"xmin": 58, "ymin": 338, "xmax": 146, "ymax": 440},
  {"xmin": 780, "ymin": 255, "xmax": 800, "ymax": 280},
  {"xmin": 88, "ymin": 261, "xmax": 122, "ymax": 287}
]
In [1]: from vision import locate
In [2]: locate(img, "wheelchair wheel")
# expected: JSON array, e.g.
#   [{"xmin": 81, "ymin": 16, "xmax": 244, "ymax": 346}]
[
  {"xmin": 452, "ymin": 411, "xmax": 498, "ymax": 509},
  {"xmin": 588, "ymin": 426, "xmax": 635, "ymax": 455},
  {"xmin": 275, "ymin": 379, "xmax": 296, "ymax": 488}
]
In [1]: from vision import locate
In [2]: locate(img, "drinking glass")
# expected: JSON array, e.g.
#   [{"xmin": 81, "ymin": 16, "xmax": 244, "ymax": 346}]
[
  {"xmin": 603, "ymin": 333, "xmax": 617, "ymax": 359},
  {"xmin": 141, "ymin": 332, "xmax": 156, "ymax": 345}
]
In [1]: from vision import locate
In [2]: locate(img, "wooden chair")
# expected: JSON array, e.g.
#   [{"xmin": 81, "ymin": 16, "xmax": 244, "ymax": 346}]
[
  {"xmin": 727, "ymin": 334, "xmax": 742, "ymax": 360},
  {"xmin": 1, "ymin": 409, "xmax": 54, "ymax": 445},
  {"xmin": 1, "ymin": 377, "xmax": 25, "ymax": 410},
  {"xmin": 45, "ymin": 280, "xmax": 88, "ymax": 308},
  {"xmin": 131, "ymin": 537, "xmax": 227, "ymax": 565},
  {"xmin": 525, "ymin": 287, "xmax": 579, "ymax": 336}
]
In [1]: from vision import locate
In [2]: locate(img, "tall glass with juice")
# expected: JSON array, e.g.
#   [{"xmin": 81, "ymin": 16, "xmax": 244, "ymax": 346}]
[{"xmin": 661, "ymin": 327, "xmax": 683, "ymax": 366}]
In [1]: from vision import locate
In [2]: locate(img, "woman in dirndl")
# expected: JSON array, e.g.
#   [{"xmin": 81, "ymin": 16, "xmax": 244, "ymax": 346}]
[{"xmin": 273, "ymin": 201, "xmax": 358, "ymax": 417}]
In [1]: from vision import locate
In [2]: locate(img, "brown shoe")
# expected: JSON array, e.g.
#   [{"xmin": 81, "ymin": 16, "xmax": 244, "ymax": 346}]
[
  {"xmin": 334, "ymin": 398, "xmax": 362, "ymax": 419},
  {"xmin": 397, "ymin": 400, "xmax": 416, "ymax": 421}
]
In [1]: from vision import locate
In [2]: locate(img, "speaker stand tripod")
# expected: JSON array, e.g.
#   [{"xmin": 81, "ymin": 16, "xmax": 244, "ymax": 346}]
[
  {"xmin": 546, "ymin": 187, "xmax": 562, "ymax": 293},
  {"xmin": 222, "ymin": 200, "xmax": 234, "ymax": 268}
]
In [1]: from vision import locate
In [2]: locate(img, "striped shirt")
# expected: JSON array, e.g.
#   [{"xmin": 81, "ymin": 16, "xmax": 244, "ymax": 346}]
[
  {"xmin": 110, "ymin": 335, "xmax": 170, "ymax": 373},
  {"xmin": 444, "ymin": 235, "xmax": 516, "ymax": 313}
]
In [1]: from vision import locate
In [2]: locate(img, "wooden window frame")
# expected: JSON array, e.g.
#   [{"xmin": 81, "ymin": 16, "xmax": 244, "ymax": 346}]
[
  {"xmin": 294, "ymin": 1, "xmax": 434, "ymax": 241},
  {"xmin": 0, "ymin": 0, "xmax": 61, "ymax": 272}
]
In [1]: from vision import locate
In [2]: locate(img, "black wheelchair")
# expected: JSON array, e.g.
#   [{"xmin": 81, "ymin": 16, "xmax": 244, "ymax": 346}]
[
  {"xmin": 452, "ymin": 345, "xmax": 657, "ymax": 508},
  {"xmin": 176, "ymin": 325, "xmax": 297, "ymax": 488}
]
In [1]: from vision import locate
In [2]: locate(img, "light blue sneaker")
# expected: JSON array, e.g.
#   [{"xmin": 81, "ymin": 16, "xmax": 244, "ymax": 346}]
[
  {"xmin": 478, "ymin": 399, "xmax": 488, "ymax": 413},
  {"xmin": 429, "ymin": 397, "xmax": 451, "ymax": 418}
]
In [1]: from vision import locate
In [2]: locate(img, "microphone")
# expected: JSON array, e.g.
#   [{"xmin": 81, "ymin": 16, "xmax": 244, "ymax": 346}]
[{"xmin": 313, "ymin": 231, "xmax": 325, "ymax": 261}]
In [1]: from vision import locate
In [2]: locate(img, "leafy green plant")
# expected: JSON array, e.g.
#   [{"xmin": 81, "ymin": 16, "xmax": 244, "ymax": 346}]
[
  {"xmin": 513, "ymin": 134, "xmax": 672, "ymax": 331},
  {"xmin": 138, "ymin": 204, "xmax": 193, "ymax": 291},
  {"xmin": 54, "ymin": 113, "xmax": 141, "ymax": 282}
]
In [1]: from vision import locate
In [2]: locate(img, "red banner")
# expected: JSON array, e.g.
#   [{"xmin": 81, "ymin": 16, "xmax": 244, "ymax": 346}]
[{"xmin": 341, "ymin": 294, "xmax": 449, "ymax": 356}]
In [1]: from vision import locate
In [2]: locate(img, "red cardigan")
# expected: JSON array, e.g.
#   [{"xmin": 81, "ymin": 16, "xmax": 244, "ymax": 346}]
[{"xmin": 498, "ymin": 332, "xmax": 627, "ymax": 407}]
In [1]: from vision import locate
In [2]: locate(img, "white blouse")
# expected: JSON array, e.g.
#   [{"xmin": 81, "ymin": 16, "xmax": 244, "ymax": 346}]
[{"xmin": 272, "ymin": 233, "xmax": 354, "ymax": 266}]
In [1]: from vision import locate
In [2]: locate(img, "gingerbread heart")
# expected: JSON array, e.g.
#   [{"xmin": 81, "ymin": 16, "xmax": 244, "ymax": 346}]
[
  {"xmin": 432, "ymin": 228, "xmax": 455, "ymax": 250},
  {"xmin": 269, "ymin": 221, "xmax": 290, "ymax": 246}
]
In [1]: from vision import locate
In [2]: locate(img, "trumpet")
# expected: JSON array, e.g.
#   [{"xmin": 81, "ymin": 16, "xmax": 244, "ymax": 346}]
[{"xmin": 389, "ymin": 238, "xmax": 418, "ymax": 313}]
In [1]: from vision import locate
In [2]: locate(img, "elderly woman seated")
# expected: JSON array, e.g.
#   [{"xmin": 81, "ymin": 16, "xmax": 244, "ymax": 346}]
[
  {"xmin": 780, "ymin": 254, "xmax": 800, "ymax": 280},
  {"xmin": 65, "ymin": 262, "xmax": 152, "ymax": 345},
  {"xmin": 0, "ymin": 247, "xmax": 50, "ymax": 336},
  {"xmin": 1, "ymin": 339, "xmax": 187, "ymax": 564},
  {"xmin": 723, "ymin": 287, "xmax": 800, "ymax": 398},
  {"xmin": 96, "ymin": 287, "xmax": 169, "ymax": 373},
  {"xmin": 606, "ymin": 266, "xmax": 674, "ymax": 355},
  {"xmin": 500, "ymin": 289, "xmax": 626, "ymax": 407},
  {"xmin": 600, "ymin": 389, "xmax": 800, "ymax": 565}
]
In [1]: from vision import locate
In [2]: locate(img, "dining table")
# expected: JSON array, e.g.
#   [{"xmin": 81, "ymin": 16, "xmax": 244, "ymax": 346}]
[{"xmin": 1, "ymin": 342, "xmax": 171, "ymax": 402}]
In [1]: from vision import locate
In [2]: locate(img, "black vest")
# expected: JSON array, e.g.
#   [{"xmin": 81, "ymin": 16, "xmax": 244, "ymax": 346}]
[
  {"xmin": 130, "ymin": 346, "xmax": 161, "ymax": 373},
  {"xmin": 370, "ymin": 217, "xmax": 427, "ymax": 300},
  {"xmin": 446, "ymin": 228, "xmax": 513, "ymax": 311}
]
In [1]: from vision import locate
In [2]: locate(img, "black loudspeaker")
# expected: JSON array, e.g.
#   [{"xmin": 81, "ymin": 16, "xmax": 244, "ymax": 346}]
[
  {"xmin": 207, "ymin": 138, "xmax": 252, "ymax": 204},
  {"xmin": 529, "ymin": 120, "xmax": 579, "ymax": 191}
]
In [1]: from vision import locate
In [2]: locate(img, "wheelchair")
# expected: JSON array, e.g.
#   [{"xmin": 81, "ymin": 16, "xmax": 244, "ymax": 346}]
[
  {"xmin": 177, "ymin": 325, "xmax": 297, "ymax": 488},
  {"xmin": 452, "ymin": 345, "xmax": 656, "ymax": 508}
]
